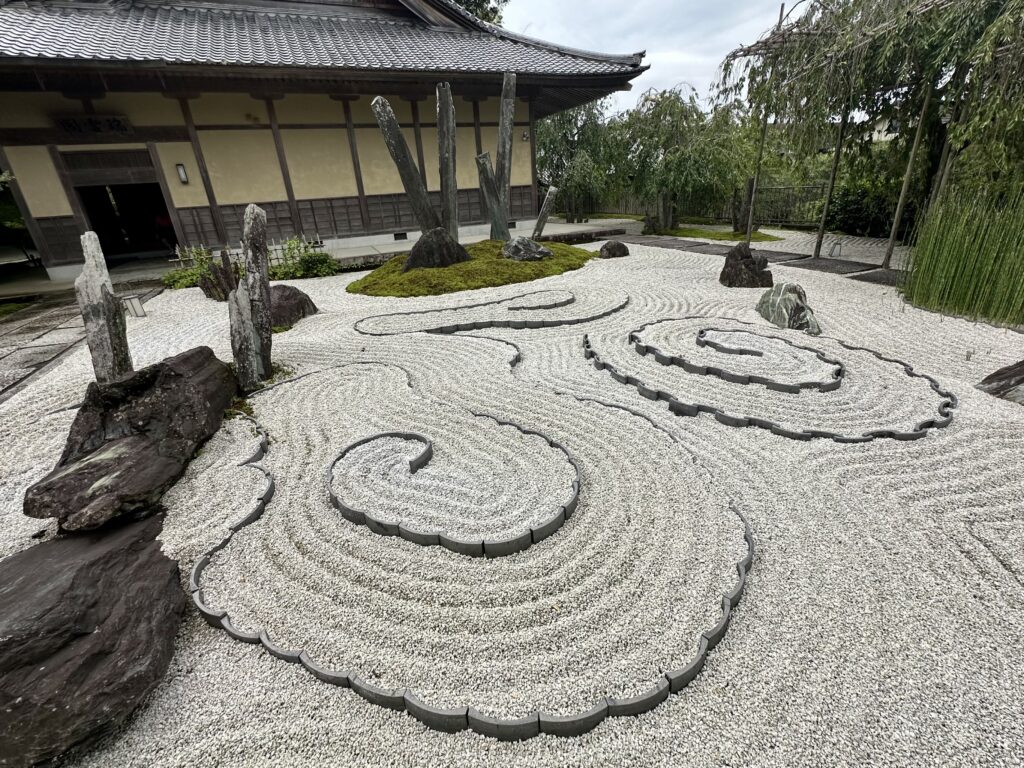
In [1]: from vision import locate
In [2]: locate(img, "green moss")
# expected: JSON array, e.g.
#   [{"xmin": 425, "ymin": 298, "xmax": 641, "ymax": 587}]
[
  {"xmin": 660, "ymin": 227, "xmax": 782, "ymax": 243},
  {"xmin": 347, "ymin": 240, "xmax": 596, "ymax": 298},
  {"xmin": 0, "ymin": 301, "xmax": 31, "ymax": 320},
  {"xmin": 272, "ymin": 325, "xmax": 291, "ymax": 334},
  {"xmin": 225, "ymin": 397, "xmax": 255, "ymax": 420}
]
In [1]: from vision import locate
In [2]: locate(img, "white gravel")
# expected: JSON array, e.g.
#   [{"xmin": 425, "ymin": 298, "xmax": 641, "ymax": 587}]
[{"xmin": 0, "ymin": 243, "xmax": 1022, "ymax": 766}]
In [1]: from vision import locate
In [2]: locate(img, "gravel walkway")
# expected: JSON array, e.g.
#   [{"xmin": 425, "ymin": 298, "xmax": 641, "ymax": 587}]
[{"xmin": 1, "ymin": 244, "xmax": 1022, "ymax": 766}]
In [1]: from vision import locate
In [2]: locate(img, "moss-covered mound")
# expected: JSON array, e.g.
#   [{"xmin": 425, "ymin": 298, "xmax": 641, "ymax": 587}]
[{"xmin": 346, "ymin": 239, "xmax": 596, "ymax": 298}]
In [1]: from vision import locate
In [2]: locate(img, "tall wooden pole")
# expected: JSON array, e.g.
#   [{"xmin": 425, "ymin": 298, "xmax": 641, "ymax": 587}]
[
  {"xmin": 371, "ymin": 96, "xmax": 440, "ymax": 233},
  {"xmin": 884, "ymin": 82, "xmax": 933, "ymax": 270},
  {"xmin": 746, "ymin": 2, "xmax": 786, "ymax": 244},
  {"xmin": 814, "ymin": 105, "xmax": 850, "ymax": 259},
  {"xmin": 437, "ymin": 83, "xmax": 459, "ymax": 242}
]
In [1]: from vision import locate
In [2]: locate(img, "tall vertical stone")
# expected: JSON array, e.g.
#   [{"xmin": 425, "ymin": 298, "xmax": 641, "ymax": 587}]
[
  {"xmin": 476, "ymin": 152, "xmax": 511, "ymax": 241},
  {"xmin": 75, "ymin": 232, "xmax": 133, "ymax": 384},
  {"xmin": 228, "ymin": 281, "xmax": 262, "ymax": 394},
  {"xmin": 532, "ymin": 185, "xmax": 559, "ymax": 240},
  {"xmin": 242, "ymin": 204, "xmax": 272, "ymax": 379},
  {"xmin": 494, "ymin": 72, "xmax": 517, "ymax": 223},
  {"xmin": 437, "ymin": 82, "xmax": 459, "ymax": 242},
  {"xmin": 371, "ymin": 96, "xmax": 441, "ymax": 234}
]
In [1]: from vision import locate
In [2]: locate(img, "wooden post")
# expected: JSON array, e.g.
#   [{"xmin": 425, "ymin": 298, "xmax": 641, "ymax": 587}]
[
  {"xmin": 476, "ymin": 152, "xmax": 510, "ymax": 241},
  {"xmin": 884, "ymin": 83, "xmax": 933, "ymax": 270},
  {"xmin": 437, "ymin": 83, "xmax": 459, "ymax": 242},
  {"xmin": 814, "ymin": 107, "xmax": 850, "ymax": 259},
  {"xmin": 533, "ymin": 186, "xmax": 559, "ymax": 240},
  {"xmin": 495, "ymin": 72, "xmax": 517, "ymax": 222},
  {"xmin": 371, "ymin": 96, "xmax": 440, "ymax": 234}
]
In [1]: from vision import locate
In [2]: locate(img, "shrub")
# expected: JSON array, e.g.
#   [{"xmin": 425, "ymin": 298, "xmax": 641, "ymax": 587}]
[
  {"xmin": 269, "ymin": 238, "xmax": 338, "ymax": 281},
  {"xmin": 162, "ymin": 246, "xmax": 214, "ymax": 289}
]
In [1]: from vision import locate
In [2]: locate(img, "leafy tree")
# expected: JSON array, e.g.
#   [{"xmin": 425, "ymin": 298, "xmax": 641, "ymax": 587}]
[
  {"xmin": 451, "ymin": 0, "xmax": 509, "ymax": 23},
  {"xmin": 536, "ymin": 99, "xmax": 614, "ymax": 220}
]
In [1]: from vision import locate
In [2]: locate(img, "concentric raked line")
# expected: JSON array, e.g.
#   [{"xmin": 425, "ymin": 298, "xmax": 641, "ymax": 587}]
[
  {"xmin": 189, "ymin": 427, "xmax": 755, "ymax": 740},
  {"xmin": 353, "ymin": 290, "xmax": 629, "ymax": 336},
  {"xmin": 583, "ymin": 321, "xmax": 959, "ymax": 443},
  {"xmin": 326, "ymin": 414, "xmax": 581, "ymax": 558},
  {"xmin": 631, "ymin": 323, "xmax": 846, "ymax": 394}
]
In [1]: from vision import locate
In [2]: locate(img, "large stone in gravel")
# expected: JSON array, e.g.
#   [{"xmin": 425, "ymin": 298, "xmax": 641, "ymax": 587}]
[
  {"xmin": 977, "ymin": 359, "xmax": 1024, "ymax": 405},
  {"xmin": 270, "ymin": 284, "xmax": 318, "ymax": 329},
  {"xmin": 600, "ymin": 240, "xmax": 630, "ymax": 259},
  {"xmin": 405, "ymin": 227, "xmax": 470, "ymax": 272},
  {"xmin": 756, "ymin": 282, "xmax": 822, "ymax": 335},
  {"xmin": 503, "ymin": 236, "xmax": 552, "ymax": 262},
  {"xmin": 0, "ymin": 516, "xmax": 185, "ymax": 767},
  {"xmin": 719, "ymin": 242, "xmax": 773, "ymax": 288},
  {"xmin": 23, "ymin": 346, "xmax": 237, "ymax": 531}
]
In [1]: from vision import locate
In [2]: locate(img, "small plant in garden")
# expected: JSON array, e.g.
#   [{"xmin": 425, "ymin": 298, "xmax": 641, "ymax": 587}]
[
  {"xmin": 162, "ymin": 246, "xmax": 215, "ymax": 289},
  {"xmin": 269, "ymin": 238, "xmax": 339, "ymax": 281}
]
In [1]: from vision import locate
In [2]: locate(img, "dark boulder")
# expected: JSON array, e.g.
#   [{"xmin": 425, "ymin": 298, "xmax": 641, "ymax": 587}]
[
  {"xmin": 756, "ymin": 282, "xmax": 822, "ymax": 335},
  {"xmin": 24, "ymin": 346, "xmax": 237, "ymax": 531},
  {"xmin": 719, "ymin": 242, "xmax": 773, "ymax": 288},
  {"xmin": 0, "ymin": 517, "xmax": 185, "ymax": 767},
  {"xmin": 404, "ymin": 227, "xmax": 471, "ymax": 272},
  {"xmin": 270, "ymin": 284, "xmax": 318, "ymax": 329},
  {"xmin": 977, "ymin": 360, "xmax": 1024, "ymax": 405},
  {"xmin": 600, "ymin": 240, "xmax": 630, "ymax": 259},
  {"xmin": 503, "ymin": 236, "xmax": 552, "ymax": 262}
]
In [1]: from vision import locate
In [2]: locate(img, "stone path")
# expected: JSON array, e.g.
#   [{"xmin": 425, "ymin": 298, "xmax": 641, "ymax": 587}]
[{"xmin": 0, "ymin": 287, "xmax": 162, "ymax": 404}]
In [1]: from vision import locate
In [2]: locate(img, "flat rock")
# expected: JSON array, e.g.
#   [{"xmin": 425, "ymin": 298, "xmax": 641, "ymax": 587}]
[
  {"xmin": 756, "ymin": 282, "xmax": 822, "ymax": 335},
  {"xmin": 24, "ymin": 346, "xmax": 237, "ymax": 531},
  {"xmin": 719, "ymin": 242, "xmax": 773, "ymax": 288},
  {"xmin": 270, "ymin": 284, "xmax": 318, "ymax": 329},
  {"xmin": 600, "ymin": 240, "xmax": 630, "ymax": 259},
  {"xmin": 977, "ymin": 359, "xmax": 1024, "ymax": 405},
  {"xmin": 0, "ymin": 516, "xmax": 185, "ymax": 767},
  {"xmin": 503, "ymin": 236, "xmax": 552, "ymax": 262},
  {"xmin": 405, "ymin": 227, "xmax": 471, "ymax": 272}
]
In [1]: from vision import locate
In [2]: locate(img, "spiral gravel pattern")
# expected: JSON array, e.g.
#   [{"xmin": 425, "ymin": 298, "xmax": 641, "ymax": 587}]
[{"xmin": 2, "ymin": 244, "xmax": 1024, "ymax": 765}]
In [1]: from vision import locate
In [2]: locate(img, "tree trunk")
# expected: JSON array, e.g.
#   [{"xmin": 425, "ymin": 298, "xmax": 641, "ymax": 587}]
[
  {"xmin": 884, "ymin": 83, "xmax": 933, "ymax": 270},
  {"xmin": 814, "ymin": 108, "xmax": 850, "ymax": 259}
]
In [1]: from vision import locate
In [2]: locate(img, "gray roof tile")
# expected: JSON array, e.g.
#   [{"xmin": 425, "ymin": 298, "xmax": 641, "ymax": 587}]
[{"xmin": 0, "ymin": 1, "xmax": 644, "ymax": 76}]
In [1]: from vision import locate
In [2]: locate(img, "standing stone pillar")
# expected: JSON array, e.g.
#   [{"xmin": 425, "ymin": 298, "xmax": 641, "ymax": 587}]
[
  {"xmin": 532, "ymin": 185, "xmax": 559, "ymax": 240},
  {"xmin": 371, "ymin": 96, "xmax": 441, "ymax": 234},
  {"xmin": 476, "ymin": 152, "xmax": 511, "ymax": 241},
  {"xmin": 75, "ymin": 232, "xmax": 133, "ymax": 384},
  {"xmin": 494, "ymin": 72, "xmax": 517, "ymax": 223},
  {"xmin": 437, "ymin": 82, "xmax": 459, "ymax": 242},
  {"xmin": 242, "ymin": 204, "xmax": 272, "ymax": 379},
  {"xmin": 228, "ymin": 280, "xmax": 262, "ymax": 393}
]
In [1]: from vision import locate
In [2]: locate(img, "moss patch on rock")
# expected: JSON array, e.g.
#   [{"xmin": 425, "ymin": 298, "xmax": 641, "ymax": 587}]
[{"xmin": 346, "ymin": 239, "xmax": 596, "ymax": 298}]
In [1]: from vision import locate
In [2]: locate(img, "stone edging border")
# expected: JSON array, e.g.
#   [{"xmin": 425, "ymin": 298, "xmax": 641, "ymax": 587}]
[
  {"xmin": 583, "ymin": 321, "xmax": 959, "ymax": 443},
  {"xmin": 630, "ymin": 325, "xmax": 846, "ymax": 394},
  {"xmin": 353, "ymin": 291, "xmax": 629, "ymax": 336},
  {"xmin": 189, "ymin": 415, "xmax": 756, "ymax": 741},
  {"xmin": 326, "ymin": 416, "xmax": 581, "ymax": 558}
]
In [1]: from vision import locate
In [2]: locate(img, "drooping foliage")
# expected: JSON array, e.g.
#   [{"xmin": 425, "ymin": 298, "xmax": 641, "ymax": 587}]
[{"xmin": 450, "ymin": 0, "xmax": 509, "ymax": 23}]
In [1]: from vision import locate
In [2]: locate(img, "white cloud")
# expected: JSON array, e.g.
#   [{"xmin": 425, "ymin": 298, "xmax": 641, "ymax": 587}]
[{"xmin": 501, "ymin": 0, "xmax": 782, "ymax": 112}]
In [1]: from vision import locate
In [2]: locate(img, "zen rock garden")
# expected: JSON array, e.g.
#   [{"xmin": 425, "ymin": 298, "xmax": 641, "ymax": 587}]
[{"xmin": 2, "ymin": 67, "xmax": 1024, "ymax": 768}]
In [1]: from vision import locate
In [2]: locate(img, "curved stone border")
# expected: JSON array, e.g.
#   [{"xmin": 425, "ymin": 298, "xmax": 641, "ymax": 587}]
[
  {"xmin": 507, "ymin": 293, "xmax": 576, "ymax": 312},
  {"xmin": 630, "ymin": 325, "xmax": 845, "ymax": 394},
  {"xmin": 354, "ymin": 290, "xmax": 629, "ymax": 337},
  {"xmin": 583, "ymin": 324, "xmax": 958, "ymax": 443},
  {"xmin": 326, "ymin": 417, "xmax": 580, "ymax": 558},
  {"xmin": 190, "ymin": 415, "xmax": 756, "ymax": 740}
]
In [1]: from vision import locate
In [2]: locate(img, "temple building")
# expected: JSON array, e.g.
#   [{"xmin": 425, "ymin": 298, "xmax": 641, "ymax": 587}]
[{"xmin": 0, "ymin": 0, "xmax": 646, "ymax": 280}]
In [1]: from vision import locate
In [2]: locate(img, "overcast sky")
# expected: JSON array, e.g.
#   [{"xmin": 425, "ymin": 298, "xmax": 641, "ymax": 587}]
[{"xmin": 502, "ymin": 0, "xmax": 783, "ymax": 112}]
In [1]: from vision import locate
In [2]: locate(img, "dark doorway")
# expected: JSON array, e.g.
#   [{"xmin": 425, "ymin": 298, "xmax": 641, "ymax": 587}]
[{"xmin": 77, "ymin": 183, "xmax": 178, "ymax": 266}]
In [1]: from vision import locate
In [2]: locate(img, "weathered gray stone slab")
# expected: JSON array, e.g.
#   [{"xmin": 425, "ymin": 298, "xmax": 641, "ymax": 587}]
[
  {"xmin": 437, "ymin": 82, "xmax": 459, "ymax": 242},
  {"xmin": 229, "ymin": 281, "xmax": 262, "ymax": 393},
  {"xmin": 532, "ymin": 185, "xmax": 559, "ymax": 239},
  {"xmin": 494, "ymin": 71, "xmax": 517, "ymax": 219},
  {"xmin": 372, "ymin": 96, "xmax": 441, "ymax": 234},
  {"xmin": 242, "ymin": 204, "xmax": 272, "ymax": 378},
  {"xmin": 75, "ymin": 232, "xmax": 133, "ymax": 384},
  {"xmin": 476, "ymin": 152, "xmax": 511, "ymax": 241}
]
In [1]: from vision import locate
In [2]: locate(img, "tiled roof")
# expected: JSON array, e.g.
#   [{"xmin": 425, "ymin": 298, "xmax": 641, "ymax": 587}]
[{"xmin": 0, "ymin": 0, "xmax": 645, "ymax": 77}]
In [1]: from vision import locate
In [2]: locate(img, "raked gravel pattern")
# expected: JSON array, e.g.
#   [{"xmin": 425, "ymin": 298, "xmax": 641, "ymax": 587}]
[{"xmin": 0, "ymin": 244, "xmax": 1021, "ymax": 765}]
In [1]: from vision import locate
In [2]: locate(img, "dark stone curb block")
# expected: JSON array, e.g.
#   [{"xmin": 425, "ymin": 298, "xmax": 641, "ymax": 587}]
[
  {"xmin": 326, "ymin": 415, "xmax": 582, "ymax": 559},
  {"xmin": 354, "ymin": 290, "xmax": 630, "ymax": 337},
  {"xmin": 507, "ymin": 294, "xmax": 575, "ymax": 312},
  {"xmin": 584, "ymin": 317, "xmax": 958, "ymax": 444},
  {"xmin": 190, "ymin": 419, "xmax": 756, "ymax": 740}
]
